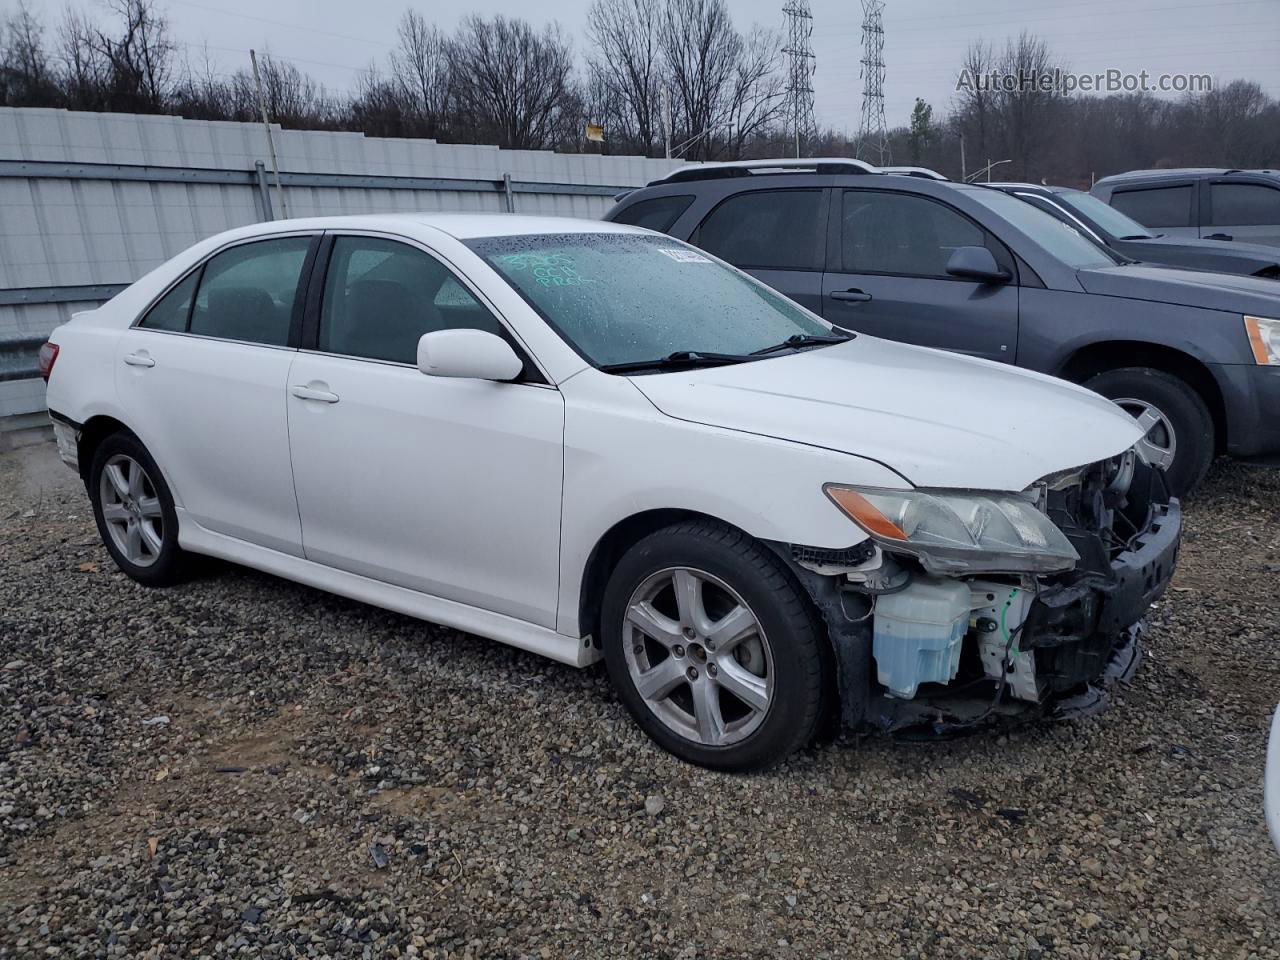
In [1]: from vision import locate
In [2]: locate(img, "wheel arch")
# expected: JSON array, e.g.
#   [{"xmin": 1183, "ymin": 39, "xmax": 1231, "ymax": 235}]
[
  {"xmin": 1055, "ymin": 339, "xmax": 1227, "ymax": 453},
  {"xmin": 76, "ymin": 414, "xmax": 134, "ymax": 485}
]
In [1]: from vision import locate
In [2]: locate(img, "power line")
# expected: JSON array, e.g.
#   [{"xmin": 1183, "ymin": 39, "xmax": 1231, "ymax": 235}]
[
  {"xmin": 781, "ymin": 0, "xmax": 817, "ymax": 157},
  {"xmin": 856, "ymin": 0, "xmax": 890, "ymax": 165}
]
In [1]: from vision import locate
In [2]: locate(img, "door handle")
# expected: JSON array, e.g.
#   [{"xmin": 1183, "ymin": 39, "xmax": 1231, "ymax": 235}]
[
  {"xmin": 123, "ymin": 352, "xmax": 155, "ymax": 367},
  {"xmin": 1205, "ymin": 233, "xmax": 1233, "ymax": 241},
  {"xmin": 290, "ymin": 385, "xmax": 340, "ymax": 404},
  {"xmin": 830, "ymin": 289, "xmax": 873, "ymax": 303}
]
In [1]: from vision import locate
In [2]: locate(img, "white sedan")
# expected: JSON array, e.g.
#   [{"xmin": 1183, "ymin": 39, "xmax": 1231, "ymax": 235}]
[{"xmin": 42, "ymin": 214, "xmax": 1181, "ymax": 769}]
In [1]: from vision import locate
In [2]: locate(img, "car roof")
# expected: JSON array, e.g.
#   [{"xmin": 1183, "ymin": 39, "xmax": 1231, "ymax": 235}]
[
  {"xmin": 987, "ymin": 182, "xmax": 1083, "ymax": 196},
  {"xmin": 1095, "ymin": 168, "xmax": 1280, "ymax": 186},
  {"xmin": 210, "ymin": 213, "xmax": 649, "ymax": 243}
]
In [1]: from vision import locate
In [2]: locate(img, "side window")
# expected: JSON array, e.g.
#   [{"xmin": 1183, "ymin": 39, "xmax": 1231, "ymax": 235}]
[
  {"xmin": 188, "ymin": 237, "xmax": 311, "ymax": 346},
  {"xmin": 138, "ymin": 269, "xmax": 199, "ymax": 332},
  {"xmin": 319, "ymin": 236, "xmax": 506, "ymax": 364},
  {"xmin": 1210, "ymin": 183, "xmax": 1280, "ymax": 226},
  {"xmin": 841, "ymin": 190, "xmax": 987, "ymax": 277},
  {"xmin": 611, "ymin": 194, "xmax": 695, "ymax": 234},
  {"xmin": 693, "ymin": 189, "xmax": 824, "ymax": 270},
  {"xmin": 1109, "ymin": 185, "xmax": 1193, "ymax": 228}
]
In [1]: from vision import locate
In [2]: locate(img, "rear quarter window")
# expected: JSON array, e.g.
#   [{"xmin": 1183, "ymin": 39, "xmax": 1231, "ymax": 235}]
[{"xmin": 610, "ymin": 194, "xmax": 695, "ymax": 234}]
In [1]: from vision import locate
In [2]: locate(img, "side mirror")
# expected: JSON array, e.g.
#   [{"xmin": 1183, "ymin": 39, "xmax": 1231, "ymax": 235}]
[
  {"xmin": 417, "ymin": 329, "xmax": 524, "ymax": 381},
  {"xmin": 945, "ymin": 245, "xmax": 1011, "ymax": 284}
]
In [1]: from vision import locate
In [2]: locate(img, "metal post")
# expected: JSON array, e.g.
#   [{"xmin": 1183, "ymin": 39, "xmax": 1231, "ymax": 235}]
[
  {"xmin": 251, "ymin": 49, "xmax": 288, "ymax": 220},
  {"xmin": 664, "ymin": 87, "xmax": 672, "ymax": 160},
  {"xmin": 253, "ymin": 160, "xmax": 274, "ymax": 221},
  {"xmin": 502, "ymin": 173, "xmax": 515, "ymax": 213},
  {"xmin": 959, "ymin": 133, "xmax": 966, "ymax": 182}
]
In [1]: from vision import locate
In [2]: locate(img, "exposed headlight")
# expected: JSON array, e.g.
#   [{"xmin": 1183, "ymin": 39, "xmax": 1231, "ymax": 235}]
[
  {"xmin": 1246, "ymin": 315, "xmax": 1280, "ymax": 365},
  {"xmin": 824, "ymin": 484, "xmax": 1079, "ymax": 574}
]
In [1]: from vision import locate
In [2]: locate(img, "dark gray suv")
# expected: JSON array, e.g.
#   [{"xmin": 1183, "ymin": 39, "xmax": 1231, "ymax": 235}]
[
  {"xmin": 1092, "ymin": 169, "xmax": 1280, "ymax": 248},
  {"xmin": 605, "ymin": 160, "xmax": 1280, "ymax": 494}
]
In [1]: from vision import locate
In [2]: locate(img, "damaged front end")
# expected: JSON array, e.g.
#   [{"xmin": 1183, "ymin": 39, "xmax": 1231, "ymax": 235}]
[{"xmin": 785, "ymin": 451, "xmax": 1180, "ymax": 735}]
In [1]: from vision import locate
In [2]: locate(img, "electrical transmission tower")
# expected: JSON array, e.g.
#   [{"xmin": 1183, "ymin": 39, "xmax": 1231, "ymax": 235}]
[
  {"xmin": 856, "ymin": 0, "xmax": 890, "ymax": 166},
  {"xmin": 781, "ymin": 0, "xmax": 817, "ymax": 158}
]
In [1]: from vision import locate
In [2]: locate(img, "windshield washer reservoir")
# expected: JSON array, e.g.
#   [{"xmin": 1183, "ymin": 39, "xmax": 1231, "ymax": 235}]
[{"xmin": 872, "ymin": 577, "xmax": 970, "ymax": 699}]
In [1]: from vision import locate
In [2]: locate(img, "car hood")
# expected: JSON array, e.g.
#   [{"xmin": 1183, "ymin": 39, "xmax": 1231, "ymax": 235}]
[
  {"xmin": 1118, "ymin": 236, "xmax": 1280, "ymax": 271},
  {"xmin": 629, "ymin": 336, "xmax": 1142, "ymax": 491},
  {"xmin": 1078, "ymin": 264, "xmax": 1280, "ymax": 314}
]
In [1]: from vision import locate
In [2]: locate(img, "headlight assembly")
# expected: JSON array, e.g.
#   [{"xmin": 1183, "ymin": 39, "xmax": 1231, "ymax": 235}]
[
  {"xmin": 1246, "ymin": 315, "xmax": 1280, "ymax": 365},
  {"xmin": 824, "ymin": 483, "xmax": 1079, "ymax": 575}
]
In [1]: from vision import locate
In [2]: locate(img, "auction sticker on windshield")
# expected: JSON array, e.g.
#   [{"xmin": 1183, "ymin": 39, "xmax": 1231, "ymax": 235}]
[{"xmin": 657, "ymin": 248, "xmax": 712, "ymax": 263}]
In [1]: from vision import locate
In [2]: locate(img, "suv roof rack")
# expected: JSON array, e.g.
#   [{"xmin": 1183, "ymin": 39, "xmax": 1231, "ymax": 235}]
[{"xmin": 649, "ymin": 157, "xmax": 879, "ymax": 186}]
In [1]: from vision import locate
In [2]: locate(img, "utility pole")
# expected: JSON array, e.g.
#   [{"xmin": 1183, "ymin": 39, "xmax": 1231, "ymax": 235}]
[
  {"xmin": 781, "ymin": 0, "xmax": 817, "ymax": 159},
  {"xmin": 664, "ymin": 86, "xmax": 672, "ymax": 160},
  {"xmin": 250, "ymin": 49, "xmax": 288, "ymax": 220},
  {"xmin": 959, "ymin": 132, "xmax": 966, "ymax": 182},
  {"xmin": 855, "ymin": 0, "xmax": 890, "ymax": 166}
]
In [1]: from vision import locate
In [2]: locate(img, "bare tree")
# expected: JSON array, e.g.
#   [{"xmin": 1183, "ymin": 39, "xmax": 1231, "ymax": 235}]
[
  {"xmin": 1, "ymin": 1, "xmax": 58, "ymax": 106},
  {"xmin": 448, "ymin": 15, "xmax": 576, "ymax": 150},
  {"xmin": 230, "ymin": 53, "xmax": 332, "ymax": 128},
  {"xmin": 56, "ymin": 8, "xmax": 108, "ymax": 110},
  {"xmin": 389, "ymin": 10, "xmax": 452, "ymax": 138},
  {"xmin": 585, "ymin": 0, "xmax": 664, "ymax": 155},
  {"xmin": 996, "ymin": 32, "xmax": 1063, "ymax": 179},
  {"xmin": 722, "ymin": 24, "xmax": 784, "ymax": 158},
  {"xmin": 89, "ymin": 0, "xmax": 176, "ymax": 113},
  {"xmin": 952, "ymin": 40, "xmax": 995, "ymax": 176}
]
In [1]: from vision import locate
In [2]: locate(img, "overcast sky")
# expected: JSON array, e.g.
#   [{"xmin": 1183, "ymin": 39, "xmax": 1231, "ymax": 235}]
[{"xmin": 25, "ymin": 0, "xmax": 1280, "ymax": 134}]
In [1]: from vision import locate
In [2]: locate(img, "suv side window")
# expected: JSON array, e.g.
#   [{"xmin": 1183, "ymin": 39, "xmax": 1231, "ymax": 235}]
[
  {"xmin": 612, "ymin": 194, "xmax": 694, "ymax": 234},
  {"xmin": 1210, "ymin": 182, "xmax": 1280, "ymax": 226},
  {"xmin": 692, "ymin": 189, "xmax": 825, "ymax": 270},
  {"xmin": 1110, "ymin": 185, "xmax": 1193, "ymax": 228},
  {"xmin": 187, "ymin": 237, "xmax": 311, "ymax": 346},
  {"xmin": 841, "ymin": 190, "xmax": 988, "ymax": 277},
  {"xmin": 319, "ymin": 236, "xmax": 507, "ymax": 364}
]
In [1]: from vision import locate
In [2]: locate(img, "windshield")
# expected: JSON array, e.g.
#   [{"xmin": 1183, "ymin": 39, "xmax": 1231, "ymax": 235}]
[
  {"xmin": 467, "ymin": 232, "xmax": 833, "ymax": 369},
  {"xmin": 970, "ymin": 189, "xmax": 1120, "ymax": 269},
  {"xmin": 1057, "ymin": 191, "xmax": 1155, "ymax": 240}
]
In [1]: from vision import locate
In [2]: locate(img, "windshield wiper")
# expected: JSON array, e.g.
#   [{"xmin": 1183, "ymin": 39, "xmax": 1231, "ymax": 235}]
[
  {"xmin": 1119, "ymin": 234, "xmax": 1155, "ymax": 241},
  {"xmin": 598, "ymin": 350, "xmax": 754, "ymax": 374},
  {"xmin": 749, "ymin": 331, "xmax": 854, "ymax": 356}
]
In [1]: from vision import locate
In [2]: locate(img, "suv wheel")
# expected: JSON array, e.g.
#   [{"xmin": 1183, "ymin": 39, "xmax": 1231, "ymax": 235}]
[
  {"xmin": 1084, "ymin": 367, "xmax": 1213, "ymax": 496},
  {"xmin": 601, "ymin": 519, "xmax": 826, "ymax": 771},
  {"xmin": 89, "ymin": 431, "xmax": 189, "ymax": 586}
]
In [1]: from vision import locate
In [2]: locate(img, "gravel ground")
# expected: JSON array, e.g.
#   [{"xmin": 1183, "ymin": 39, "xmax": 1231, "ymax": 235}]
[{"xmin": 1, "ymin": 440, "xmax": 1278, "ymax": 959}]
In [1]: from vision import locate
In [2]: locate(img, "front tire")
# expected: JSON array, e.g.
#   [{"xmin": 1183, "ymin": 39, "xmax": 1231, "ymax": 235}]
[
  {"xmin": 601, "ymin": 520, "xmax": 826, "ymax": 771},
  {"xmin": 1084, "ymin": 367, "xmax": 1213, "ymax": 496},
  {"xmin": 89, "ymin": 431, "xmax": 188, "ymax": 587}
]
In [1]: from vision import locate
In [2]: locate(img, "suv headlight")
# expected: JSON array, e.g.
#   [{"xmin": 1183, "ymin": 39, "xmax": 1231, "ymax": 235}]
[
  {"xmin": 824, "ymin": 483, "xmax": 1079, "ymax": 574},
  {"xmin": 1246, "ymin": 315, "xmax": 1280, "ymax": 365}
]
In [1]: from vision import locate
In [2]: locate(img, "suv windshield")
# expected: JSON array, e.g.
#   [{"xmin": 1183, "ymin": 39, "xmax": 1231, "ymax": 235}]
[
  {"xmin": 971, "ymin": 189, "xmax": 1121, "ymax": 269},
  {"xmin": 1057, "ymin": 191, "xmax": 1155, "ymax": 240},
  {"xmin": 467, "ymin": 232, "xmax": 835, "ymax": 370}
]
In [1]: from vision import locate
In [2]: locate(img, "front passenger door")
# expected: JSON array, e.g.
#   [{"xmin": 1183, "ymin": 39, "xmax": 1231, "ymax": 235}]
[
  {"xmin": 285, "ymin": 234, "xmax": 565, "ymax": 628},
  {"xmin": 823, "ymin": 189, "xmax": 1020, "ymax": 362}
]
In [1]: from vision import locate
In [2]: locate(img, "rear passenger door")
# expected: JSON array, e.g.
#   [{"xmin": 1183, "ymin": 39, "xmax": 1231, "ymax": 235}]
[
  {"xmin": 687, "ymin": 189, "xmax": 829, "ymax": 313},
  {"xmin": 822, "ymin": 189, "xmax": 1019, "ymax": 361},
  {"xmin": 116, "ymin": 234, "xmax": 316, "ymax": 556},
  {"xmin": 1203, "ymin": 179, "xmax": 1280, "ymax": 247},
  {"xmin": 1107, "ymin": 182, "xmax": 1198, "ymax": 238}
]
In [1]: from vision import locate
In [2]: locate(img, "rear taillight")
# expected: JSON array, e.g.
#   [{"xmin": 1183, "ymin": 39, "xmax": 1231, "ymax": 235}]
[{"xmin": 37, "ymin": 342, "xmax": 60, "ymax": 381}]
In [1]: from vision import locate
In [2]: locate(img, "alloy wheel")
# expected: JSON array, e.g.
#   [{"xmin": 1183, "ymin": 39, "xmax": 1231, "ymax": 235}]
[
  {"xmin": 623, "ymin": 566, "xmax": 774, "ymax": 747},
  {"xmin": 98, "ymin": 453, "xmax": 164, "ymax": 567},
  {"xmin": 1115, "ymin": 397, "xmax": 1177, "ymax": 470}
]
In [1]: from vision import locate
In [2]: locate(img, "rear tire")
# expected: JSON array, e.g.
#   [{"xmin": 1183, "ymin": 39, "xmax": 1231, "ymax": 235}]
[
  {"xmin": 601, "ymin": 519, "xmax": 826, "ymax": 771},
  {"xmin": 89, "ymin": 431, "xmax": 189, "ymax": 587},
  {"xmin": 1084, "ymin": 366, "xmax": 1213, "ymax": 496}
]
